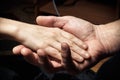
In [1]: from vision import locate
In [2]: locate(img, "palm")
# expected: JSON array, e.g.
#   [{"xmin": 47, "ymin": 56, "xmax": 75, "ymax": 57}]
[
  {"xmin": 57, "ymin": 16, "xmax": 106, "ymax": 69},
  {"xmin": 36, "ymin": 16, "xmax": 107, "ymax": 70}
]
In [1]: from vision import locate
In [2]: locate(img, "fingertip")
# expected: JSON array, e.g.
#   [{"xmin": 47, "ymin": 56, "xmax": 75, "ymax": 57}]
[
  {"xmin": 12, "ymin": 45, "xmax": 24, "ymax": 54},
  {"xmin": 78, "ymin": 57, "xmax": 84, "ymax": 62},
  {"xmin": 21, "ymin": 47, "xmax": 33, "ymax": 56},
  {"xmin": 61, "ymin": 42, "xmax": 69, "ymax": 51},
  {"xmin": 36, "ymin": 16, "xmax": 41, "ymax": 23},
  {"xmin": 83, "ymin": 44, "xmax": 88, "ymax": 50},
  {"xmin": 85, "ymin": 53, "xmax": 91, "ymax": 59},
  {"xmin": 36, "ymin": 16, "xmax": 52, "ymax": 24},
  {"xmin": 37, "ymin": 49, "xmax": 46, "ymax": 56}
]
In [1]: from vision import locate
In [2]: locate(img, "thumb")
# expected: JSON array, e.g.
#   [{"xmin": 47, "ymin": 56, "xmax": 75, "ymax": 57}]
[
  {"xmin": 36, "ymin": 16, "xmax": 64, "ymax": 28},
  {"xmin": 36, "ymin": 16, "xmax": 57, "ymax": 27}
]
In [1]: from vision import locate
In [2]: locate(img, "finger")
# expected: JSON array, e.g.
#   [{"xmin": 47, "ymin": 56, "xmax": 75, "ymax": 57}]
[
  {"xmin": 21, "ymin": 47, "xmax": 33, "ymax": 56},
  {"xmin": 49, "ymin": 40, "xmax": 85, "ymax": 62},
  {"xmin": 36, "ymin": 16, "xmax": 64, "ymax": 29},
  {"xmin": 12, "ymin": 45, "xmax": 25, "ymax": 55},
  {"xmin": 60, "ymin": 30, "xmax": 88, "ymax": 49},
  {"xmin": 36, "ymin": 16, "xmax": 57, "ymax": 27},
  {"xmin": 44, "ymin": 46, "xmax": 61, "ymax": 60},
  {"xmin": 57, "ymin": 33, "xmax": 90, "ymax": 59},
  {"xmin": 49, "ymin": 41, "xmax": 61, "ymax": 52},
  {"xmin": 38, "ymin": 49, "xmax": 63, "ymax": 73},
  {"xmin": 71, "ymin": 50, "xmax": 84, "ymax": 62},
  {"xmin": 71, "ymin": 46, "xmax": 90, "ymax": 59},
  {"xmin": 70, "ymin": 38, "xmax": 90, "ymax": 59},
  {"xmin": 70, "ymin": 36, "xmax": 88, "ymax": 50},
  {"xmin": 61, "ymin": 42, "xmax": 79, "ymax": 74},
  {"xmin": 37, "ymin": 49, "xmax": 55, "ymax": 73},
  {"xmin": 61, "ymin": 42, "xmax": 72, "ymax": 65},
  {"xmin": 20, "ymin": 47, "xmax": 41, "ymax": 66}
]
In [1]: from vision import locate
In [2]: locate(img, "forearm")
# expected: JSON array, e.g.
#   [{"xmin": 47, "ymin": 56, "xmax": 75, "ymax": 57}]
[
  {"xmin": 0, "ymin": 17, "xmax": 19, "ymax": 40},
  {"xmin": 0, "ymin": 17, "xmax": 29, "ymax": 41},
  {"xmin": 97, "ymin": 19, "xmax": 120, "ymax": 54}
]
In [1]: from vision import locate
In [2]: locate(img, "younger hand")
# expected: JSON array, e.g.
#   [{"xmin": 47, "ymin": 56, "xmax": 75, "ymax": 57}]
[{"xmin": 14, "ymin": 23, "xmax": 89, "ymax": 62}]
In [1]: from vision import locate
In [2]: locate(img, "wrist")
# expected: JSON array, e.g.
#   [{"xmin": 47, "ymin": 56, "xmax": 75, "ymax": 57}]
[
  {"xmin": 96, "ymin": 20, "xmax": 120, "ymax": 55},
  {"xmin": 0, "ymin": 18, "xmax": 26, "ymax": 41}
]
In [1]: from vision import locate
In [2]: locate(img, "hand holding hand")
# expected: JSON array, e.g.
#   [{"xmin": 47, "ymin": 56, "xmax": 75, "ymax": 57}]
[{"xmin": 36, "ymin": 16, "xmax": 116, "ymax": 74}]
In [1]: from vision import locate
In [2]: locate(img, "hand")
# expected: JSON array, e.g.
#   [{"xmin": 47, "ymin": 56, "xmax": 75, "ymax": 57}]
[
  {"xmin": 36, "ymin": 16, "xmax": 111, "ymax": 73},
  {"xmin": 13, "ymin": 22, "xmax": 90, "ymax": 62},
  {"xmin": 13, "ymin": 45, "xmax": 64, "ymax": 73},
  {"xmin": 11, "ymin": 18, "xmax": 91, "ymax": 72}
]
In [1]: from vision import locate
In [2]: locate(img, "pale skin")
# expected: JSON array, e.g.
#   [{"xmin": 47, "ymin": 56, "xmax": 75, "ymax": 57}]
[
  {"xmin": 14, "ymin": 16, "xmax": 120, "ymax": 74},
  {"xmin": 0, "ymin": 17, "xmax": 90, "ymax": 71}
]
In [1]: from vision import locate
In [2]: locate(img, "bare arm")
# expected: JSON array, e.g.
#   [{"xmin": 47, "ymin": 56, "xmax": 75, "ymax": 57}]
[
  {"xmin": 0, "ymin": 17, "xmax": 21, "ymax": 40},
  {"xmin": 0, "ymin": 17, "xmax": 90, "ymax": 69},
  {"xmin": 97, "ymin": 19, "xmax": 120, "ymax": 54}
]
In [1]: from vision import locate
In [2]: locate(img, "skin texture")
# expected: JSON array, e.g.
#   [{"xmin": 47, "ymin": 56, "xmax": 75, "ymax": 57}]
[
  {"xmin": 12, "ymin": 16, "xmax": 120, "ymax": 74},
  {"xmin": 0, "ymin": 17, "xmax": 90, "ymax": 72},
  {"xmin": 35, "ymin": 16, "xmax": 120, "ymax": 74}
]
